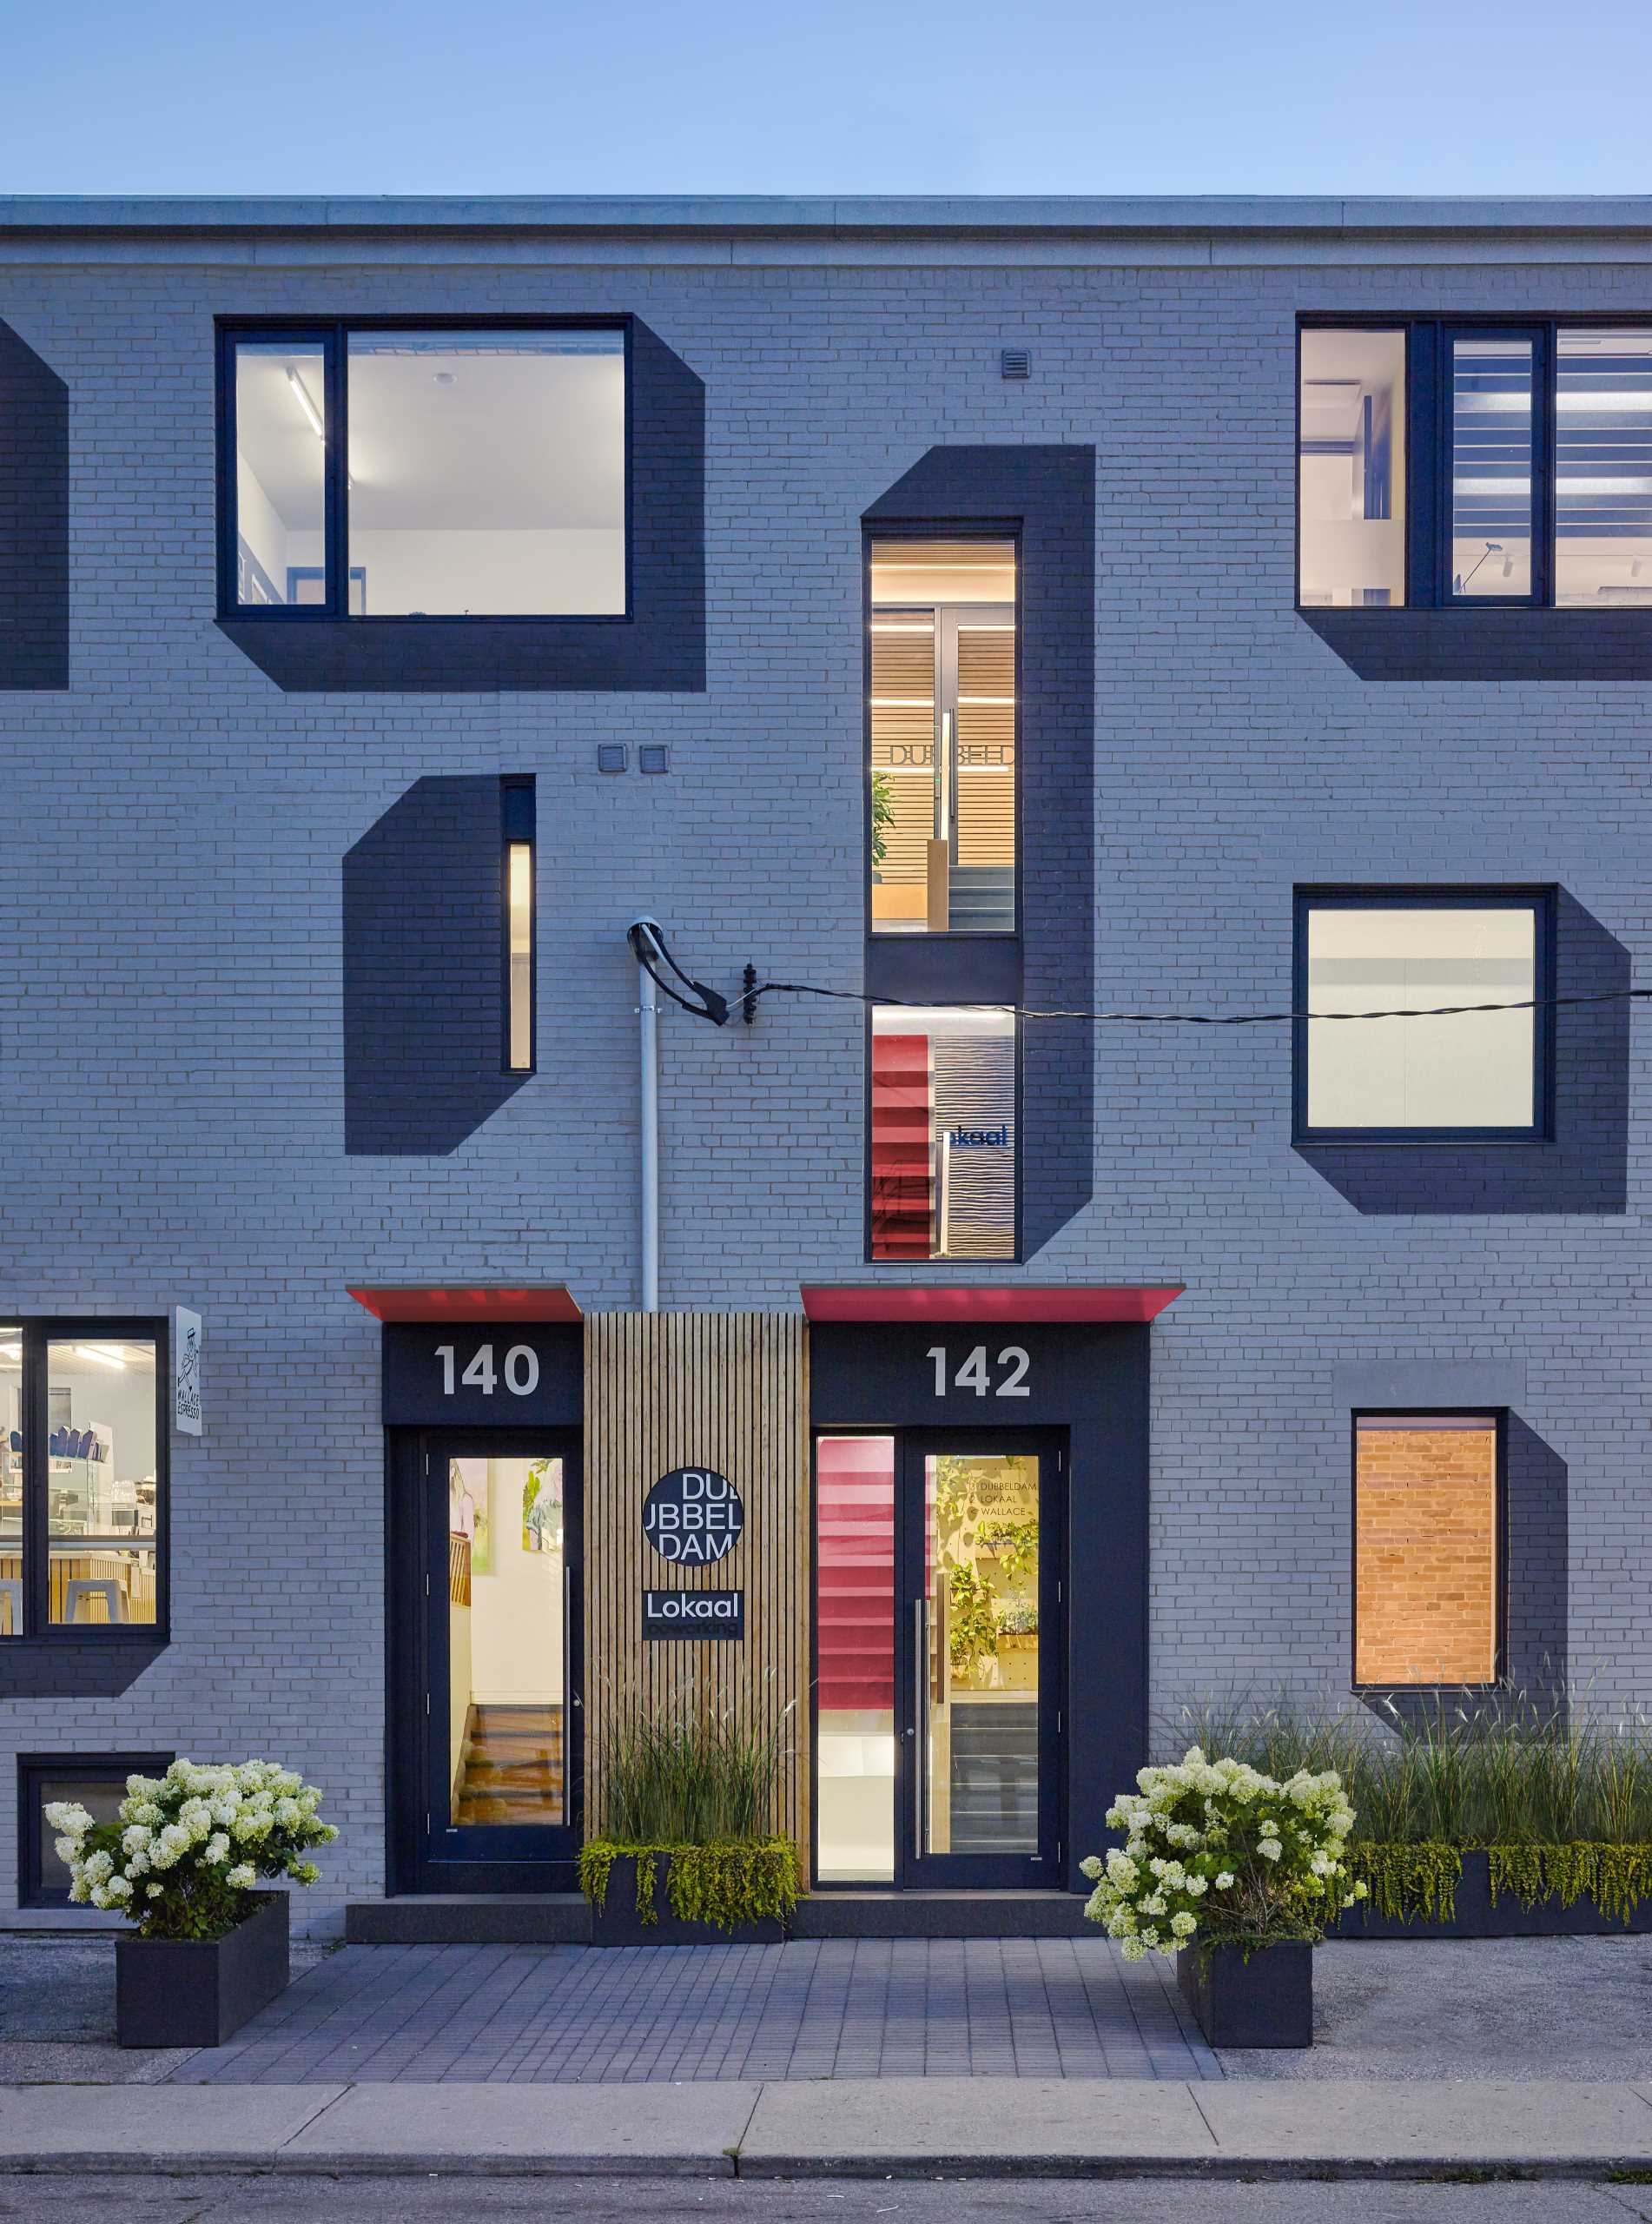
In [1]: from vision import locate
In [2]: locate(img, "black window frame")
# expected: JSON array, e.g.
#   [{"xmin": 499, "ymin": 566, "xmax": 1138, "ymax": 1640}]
[
  {"xmin": 1, "ymin": 1318, "xmax": 170, "ymax": 1646},
  {"xmin": 1350, "ymin": 1409, "xmax": 1508, "ymax": 1698},
  {"xmin": 1292, "ymin": 886, "xmax": 1556, "ymax": 1147},
  {"xmin": 17, "ymin": 1751, "xmax": 173, "ymax": 1907},
  {"xmin": 500, "ymin": 774, "xmax": 536, "ymax": 1077},
  {"xmin": 1296, "ymin": 314, "xmax": 1649, "ymax": 613},
  {"xmin": 216, "ymin": 316, "xmax": 633, "ymax": 626},
  {"xmin": 864, "ymin": 1005, "xmax": 1023, "ymax": 1266}
]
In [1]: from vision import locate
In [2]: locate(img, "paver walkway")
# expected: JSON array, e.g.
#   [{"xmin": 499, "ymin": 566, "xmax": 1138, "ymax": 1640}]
[{"xmin": 175, "ymin": 1938, "xmax": 1220, "ymax": 2083}]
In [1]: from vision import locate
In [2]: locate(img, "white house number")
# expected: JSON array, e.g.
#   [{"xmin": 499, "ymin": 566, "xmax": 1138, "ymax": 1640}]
[
  {"xmin": 434, "ymin": 1343, "xmax": 540, "ymax": 1397},
  {"xmin": 927, "ymin": 1344, "xmax": 1030, "ymax": 1398}
]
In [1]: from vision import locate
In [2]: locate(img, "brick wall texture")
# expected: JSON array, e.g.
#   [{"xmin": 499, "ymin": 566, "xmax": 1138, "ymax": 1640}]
[
  {"xmin": 1354, "ymin": 1423, "xmax": 1498, "ymax": 1686},
  {"xmin": 3, "ymin": 227, "xmax": 1651, "ymax": 1925}
]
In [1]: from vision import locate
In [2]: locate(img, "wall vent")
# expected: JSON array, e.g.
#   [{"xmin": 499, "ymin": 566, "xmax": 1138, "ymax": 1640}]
[
  {"xmin": 1000, "ymin": 348, "xmax": 1031, "ymax": 381},
  {"xmin": 597, "ymin": 744, "xmax": 627, "ymax": 774},
  {"xmin": 638, "ymin": 744, "xmax": 671, "ymax": 776}
]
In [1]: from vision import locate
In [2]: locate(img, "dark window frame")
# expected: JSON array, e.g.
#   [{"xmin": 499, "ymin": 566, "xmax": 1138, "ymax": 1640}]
[
  {"xmin": 862, "ymin": 520, "xmax": 1025, "ymax": 946},
  {"xmin": 1350, "ymin": 1408, "xmax": 1508, "ymax": 1697},
  {"xmin": 1, "ymin": 1318, "xmax": 170, "ymax": 1646},
  {"xmin": 1297, "ymin": 314, "xmax": 1647, "ymax": 613},
  {"xmin": 500, "ymin": 775, "xmax": 536, "ymax": 1076},
  {"xmin": 863, "ymin": 1005, "xmax": 1023, "ymax": 1266},
  {"xmin": 216, "ymin": 315, "xmax": 633, "ymax": 626},
  {"xmin": 1292, "ymin": 886, "xmax": 1556, "ymax": 1147},
  {"xmin": 17, "ymin": 1751, "xmax": 173, "ymax": 1907}
]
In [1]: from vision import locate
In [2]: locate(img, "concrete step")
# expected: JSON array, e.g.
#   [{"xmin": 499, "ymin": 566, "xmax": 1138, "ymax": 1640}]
[{"xmin": 346, "ymin": 1889, "xmax": 1091, "ymax": 1945}]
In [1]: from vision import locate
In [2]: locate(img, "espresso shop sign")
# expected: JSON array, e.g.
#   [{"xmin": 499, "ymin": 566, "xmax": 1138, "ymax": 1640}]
[{"xmin": 641, "ymin": 1467, "xmax": 744, "ymax": 1564}]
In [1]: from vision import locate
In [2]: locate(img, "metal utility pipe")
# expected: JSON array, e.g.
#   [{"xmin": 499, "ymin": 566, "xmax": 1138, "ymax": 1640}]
[{"xmin": 629, "ymin": 917, "xmax": 664, "ymax": 1312}]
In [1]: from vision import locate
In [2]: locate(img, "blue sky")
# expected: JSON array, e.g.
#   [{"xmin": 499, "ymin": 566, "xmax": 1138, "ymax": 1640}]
[{"xmin": 5, "ymin": 0, "xmax": 1652, "ymax": 198}]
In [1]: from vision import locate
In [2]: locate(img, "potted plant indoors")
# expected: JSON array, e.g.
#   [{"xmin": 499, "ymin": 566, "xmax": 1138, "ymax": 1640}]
[
  {"xmin": 48, "ymin": 1758, "xmax": 336, "ymax": 2048},
  {"xmin": 1082, "ymin": 1746, "xmax": 1366, "ymax": 2048},
  {"xmin": 579, "ymin": 1704, "xmax": 801, "ymax": 1944}
]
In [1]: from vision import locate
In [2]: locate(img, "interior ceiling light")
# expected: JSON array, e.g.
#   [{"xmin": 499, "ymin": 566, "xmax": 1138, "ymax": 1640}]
[
  {"xmin": 434, "ymin": 371, "xmax": 458, "ymax": 387},
  {"xmin": 74, "ymin": 1343, "xmax": 126, "ymax": 1368},
  {"xmin": 286, "ymin": 367, "xmax": 325, "ymax": 441},
  {"xmin": 0, "ymin": 1345, "xmax": 21, "ymax": 1362}
]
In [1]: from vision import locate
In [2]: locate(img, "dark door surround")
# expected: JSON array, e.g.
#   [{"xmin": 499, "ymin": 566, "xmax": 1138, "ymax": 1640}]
[
  {"xmin": 388, "ymin": 1426, "xmax": 584, "ymax": 1895},
  {"xmin": 895, "ymin": 1427, "xmax": 1066, "ymax": 1890}
]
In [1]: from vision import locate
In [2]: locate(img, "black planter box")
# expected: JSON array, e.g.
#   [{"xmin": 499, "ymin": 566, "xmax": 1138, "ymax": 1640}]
[
  {"xmin": 590, "ymin": 1856, "xmax": 790, "ymax": 1946},
  {"xmin": 116, "ymin": 1891, "xmax": 290, "ymax": 2048},
  {"xmin": 1334, "ymin": 1850, "xmax": 1652, "ymax": 1942},
  {"xmin": 1176, "ymin": 1939, "xmax": 1312, "ymax": 2049}
]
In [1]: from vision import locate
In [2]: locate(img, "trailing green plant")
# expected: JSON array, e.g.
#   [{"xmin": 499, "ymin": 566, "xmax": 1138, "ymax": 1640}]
[
  {"xmin": 1345, "ymin": 1842, "xmax": 1462, "ymax": 1923},
  {"xmin": 974, "ymin": 1517, "xmax": 1039, "ymax": 1585},
  {"xmin": 578, "ymin": 1838, "xmax": 801, "ymax": 1931},
  {"xmin": 599, "ymin": 1703, "xmax": 792, "ymax": 1843},
  {"xmin": 947, "ymin": 1562, "xmax": 1001, "ymax": 1672}
]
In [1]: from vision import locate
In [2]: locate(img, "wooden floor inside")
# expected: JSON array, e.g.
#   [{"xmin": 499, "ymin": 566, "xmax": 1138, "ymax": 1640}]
[{"xmin": 454, "ymin": 1704, "xmax": 564, "ymax": 1827}]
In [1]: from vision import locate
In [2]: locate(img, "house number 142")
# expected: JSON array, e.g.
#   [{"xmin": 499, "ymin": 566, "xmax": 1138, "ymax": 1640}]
[{"xmin": 928, "ymin": 1345, "xmax": 1030, "ymax": 1398}]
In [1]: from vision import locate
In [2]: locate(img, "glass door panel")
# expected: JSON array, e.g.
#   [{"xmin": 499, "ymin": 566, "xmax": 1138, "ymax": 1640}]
[{"xmin": 1450, "ymin": 334, "xmax": 1537, "ymax": 599}]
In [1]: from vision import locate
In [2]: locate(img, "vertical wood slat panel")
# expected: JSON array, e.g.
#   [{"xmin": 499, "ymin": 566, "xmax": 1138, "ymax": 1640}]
[{"xmin": 584, "ymin": 1313, "xmax": 809, "ymax": 1855}]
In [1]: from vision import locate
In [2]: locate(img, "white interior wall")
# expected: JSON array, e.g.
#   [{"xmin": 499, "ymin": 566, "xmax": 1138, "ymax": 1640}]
[
  {"xmin": 469, "ymin": 1460, "xmax": 564, "ymax": 1708},
  {"xmin": 347, "ymin": 528, "xmax": 624, "ymax": 616}
]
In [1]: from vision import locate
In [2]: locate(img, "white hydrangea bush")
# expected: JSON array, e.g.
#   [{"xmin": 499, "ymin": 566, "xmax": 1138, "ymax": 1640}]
[
  {"xmin": 46, "ymin": 1759, "xmax": 336, "ymax": 1942},
  {"xmin": 1081, "ymin": 1746, "xmax": 1368, "ymax": 1962}
]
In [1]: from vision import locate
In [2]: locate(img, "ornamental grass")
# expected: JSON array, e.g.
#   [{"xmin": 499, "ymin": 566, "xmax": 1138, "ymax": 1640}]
[
  {"xmin": 1161, "ymin": 1690, "xmax": 1652, "ymax": 1847},
  {"xmin": 598, "ymin": 1700, "xmax": 793, "ymax": 1844}
]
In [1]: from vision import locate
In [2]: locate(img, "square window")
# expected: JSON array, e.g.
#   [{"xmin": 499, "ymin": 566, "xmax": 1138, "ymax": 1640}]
[
  {"xmin": 1354, "ymin": 1417, "xmax": 1501, "ymax": 1689},
  {"xmin": 1295, "ymin": 893, "xmax": 1550, "ymax": 1142},
  {"xmin": 870, "ymin": 1007, "xmax": 1016, "ymax": 1260},
  {"xmin": 18, "ymin": 1753, "xmax": 171, "ymax": 1905}
]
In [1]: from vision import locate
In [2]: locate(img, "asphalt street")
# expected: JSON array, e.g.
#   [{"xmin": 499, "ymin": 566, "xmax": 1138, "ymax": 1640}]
[{"xmin": 3, "ymin": 2176, "xmax": 1652, "ymax": 2223}]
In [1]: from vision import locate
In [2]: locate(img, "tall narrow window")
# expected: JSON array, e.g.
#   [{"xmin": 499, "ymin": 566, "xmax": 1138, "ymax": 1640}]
[
  {"xmin": 869, "ymin": 539, "xmax": 1016, "ymax": 934},
  {"xmin": 1, "ymin": 1328, "xmax": 21, "ymax": 1636},
  {"xmin": 815, "ymin": 1436, "xmax": 895, "ymax": 1881},
  {"xmin": 230, "ymin": 338, "xmax": 327, "ymax": 608},
  {"xmin": 1555, "ymin": 328, "xmax": 1652, "ymax": 608},
  {"xmin": 502, "ymin": 778, "xmax": 535, "ymax": 1075},
  {"xmin": 1355, "ymin": 1416, "xmax": 1501, "ymax": 1688},
  {"xmin": 870, "ymin": 1007, "xmax": 1016, "ymax": 1260},
  {"xmin": 1450, "ymin": 335, "xmax": 1536, "ymax": 599},
  {"xmin": 1298, "ymin": 329, "xmax": 1407, "ymax": 606},
  {"xmin": 1297, "ymin": 893, "xmax": 1547, "ymax": 1140}
]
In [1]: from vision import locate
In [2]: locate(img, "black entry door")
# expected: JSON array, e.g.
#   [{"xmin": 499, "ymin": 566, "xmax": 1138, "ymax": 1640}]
[
  {"xmin": 393, "ymin": 1428, "xmax": 582, "ymax": 1891},
  {"xmin": 895, "ymin": 1429, "xmax": 1063, "ymax": 1889}
]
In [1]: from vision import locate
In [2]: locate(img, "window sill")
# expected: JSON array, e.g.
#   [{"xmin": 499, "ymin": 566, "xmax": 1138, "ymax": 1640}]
[
  {"xmin": 0, "ymin": 1637, "xmax": 167, "ymax": 1698},
  {"xmin": 217, "ymin": 612, "xmax": 702, "ymax": 695},
  {"xmin": 1300, "ymin": 606, "xmax": 1652, "ymax": 682}
]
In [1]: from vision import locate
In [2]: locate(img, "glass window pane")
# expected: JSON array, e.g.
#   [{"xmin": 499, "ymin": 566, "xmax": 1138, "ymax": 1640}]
[
  {"xmin": 1556, "ymin": 328, "xmax": 1652, "ymax": 608},
  {"xmin": 816, "ymin": 1436, "xmax": 895, "ymax": 1882},
  {"xmin": 31, "ymin": 1771, "xmax": 136, "ymax": 1896},
  {"xmin": 1, "ymin": 1328, "xmax": 20, "ymax": 1637},
  {"xmin": 1305, "ymin": 905, "xmax": 1536, "ymax": 1131},
  {"xmin": 234, "ymin": 341, "xmax": 326, "ymax": 607},
  {"xmin": 449, "ymin": 1457, "xmax": 565, "ymax": 1827},
  {"xmin": 1451, "ymin": 337, "xmax": 1534, "ymax": 597},
  {"xmin": 507, "ymin": 841, "xmax": 532, "ymax": 1071},
  {"xmin": 871, "ymin": 1007, "xmax": 1016, "ymax": 1259},
  {"xmin": 869, "ymin": 540, "xmax": 1015, "ymax": 935},
  {"xmin": 1298, "ymin": 329, "xmax": 1406, "ymax": 607},
  {"xmin": 926, "ymin": 1453, "xmax": 1040, "ymax": 1856},
  {"xmin": 46, "ymin": 1340, "xmax": 158, "ymax": 1627},
  {"xmin": 1356, "ymin": 1418, "xmax": 1498, "ymax": 1685},
  {"xmin": 347, "ymin": 330, "xmax": 624, "ymax": 616}
]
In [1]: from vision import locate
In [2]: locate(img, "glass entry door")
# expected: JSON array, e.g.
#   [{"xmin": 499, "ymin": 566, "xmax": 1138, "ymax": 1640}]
[
  {"xmin": 421, "ymin": 1433, "xmax": 581, "ymax": 1874},
  {"xmin": 896, "ymin": 1433, "xmax": 1061, "ymax": 1888}
]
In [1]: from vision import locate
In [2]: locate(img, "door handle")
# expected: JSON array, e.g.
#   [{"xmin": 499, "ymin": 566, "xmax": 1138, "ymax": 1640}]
[{"xmin": 913, "ymin": 1596, "xmax": 928, "ymax": 1859}]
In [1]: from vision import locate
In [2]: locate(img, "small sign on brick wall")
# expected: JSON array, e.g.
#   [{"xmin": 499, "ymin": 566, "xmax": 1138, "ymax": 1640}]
[{"xmin": 173, "ymin": 1307, "xmax": 202, "ymax": 1436}]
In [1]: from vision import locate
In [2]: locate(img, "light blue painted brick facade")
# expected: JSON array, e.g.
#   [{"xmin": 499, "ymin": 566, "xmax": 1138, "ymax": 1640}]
[{"xmin": 3, "ymin": 201, "xmax": 1650, "ymax": 1928}]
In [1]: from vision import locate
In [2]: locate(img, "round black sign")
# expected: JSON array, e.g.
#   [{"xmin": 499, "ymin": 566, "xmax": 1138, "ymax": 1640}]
[{"xmin": 642, "ymin": 1466, "xmax": 745, "ymax": 1565}]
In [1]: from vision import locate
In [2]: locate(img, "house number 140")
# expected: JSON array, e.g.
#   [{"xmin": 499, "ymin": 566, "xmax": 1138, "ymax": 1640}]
[
  {"xmin": 928, "ymin": 1345, "xmax": 1030, "ymax": 1398},
  {"xmin": 434, "ymin": 1343, "xmax": 541, "ymax": 1397}
]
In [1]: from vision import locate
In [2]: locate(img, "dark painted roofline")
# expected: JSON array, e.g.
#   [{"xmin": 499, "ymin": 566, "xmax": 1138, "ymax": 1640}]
[{"xmin": 7, "ymin": 194, "xmax": 1652, "ymax": 236}]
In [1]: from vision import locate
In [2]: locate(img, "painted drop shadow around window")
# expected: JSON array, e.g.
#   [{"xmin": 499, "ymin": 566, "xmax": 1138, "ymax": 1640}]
[
  {"xmin": 343, "ymin": 776, "xmax": 527, "ymax": 1155},
  {"xmin": 1297, "ymin": 891, "xmax": 1629, "ymax": 1215},
  {"xmin": 0, "ymin": 320, "xmax": 69, "ymax": 691}
]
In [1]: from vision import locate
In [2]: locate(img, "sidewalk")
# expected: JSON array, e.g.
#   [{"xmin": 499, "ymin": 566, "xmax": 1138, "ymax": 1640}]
[{"xmin": 4, "ymin": 2076, "xmax": 1652, "ymax": 2180}]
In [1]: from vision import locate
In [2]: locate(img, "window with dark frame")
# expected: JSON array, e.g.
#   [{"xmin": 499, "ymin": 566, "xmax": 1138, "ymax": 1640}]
[
  {"xmin": 501, "ymin": 776, "xmax": 536, "ymax": 1076},
  {"xmin": 1298, "ymin": 320, "xmax": 1652, "ymax": 612},
  {"xmin": 18, "ymin": 1753, "xmax": 172, "ymax": 1906},
  {"xmin": 0, "ymin": 1323, "xmax": 168, "ymax": 1642},
  {"xmin": 221, "ymin": 322, "xmax": 627, "ymax": 621},
  {"xmin": 1353, "ymin": 1414, "xmax": 1503, "ymax": 1691},
  {"xmin": 1292, "ymin": 890, "xmax": 1553, "ymax": 1144},
  {"xmin": 869, "ymin": 1006, "xmax": 1019, "ymax": 1261}
]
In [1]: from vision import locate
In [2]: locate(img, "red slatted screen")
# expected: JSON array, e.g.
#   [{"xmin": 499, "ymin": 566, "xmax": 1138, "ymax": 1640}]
[{"xmin": 815, "ymin": 1436, "xmax": 895, "ymax": 1711}]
